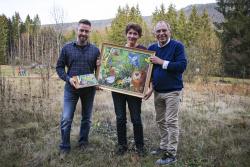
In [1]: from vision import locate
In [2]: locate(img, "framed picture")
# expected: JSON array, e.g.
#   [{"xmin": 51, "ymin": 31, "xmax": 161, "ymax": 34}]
[
  {"xmin": 97, "ymin": 43, "xmax": 155, "ymax": 98},
  {"xmin": 73, "ymin": 73, "xmax": 98, "ymax": 89}
]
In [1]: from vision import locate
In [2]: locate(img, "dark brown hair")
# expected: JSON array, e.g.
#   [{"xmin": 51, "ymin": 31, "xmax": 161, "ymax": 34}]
[
  {"xmin": 125, "ymin": 23, "xmax": 142, "ymax": 37},
  {"xmin": 78, "ymin": 19, "xmax": 91, "ymax": 26}
]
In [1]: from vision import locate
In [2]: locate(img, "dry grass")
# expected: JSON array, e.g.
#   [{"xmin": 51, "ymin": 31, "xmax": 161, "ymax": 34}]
[{"xmin": 0, "ymin": 69, "xmax": 249, "ymax": 166}]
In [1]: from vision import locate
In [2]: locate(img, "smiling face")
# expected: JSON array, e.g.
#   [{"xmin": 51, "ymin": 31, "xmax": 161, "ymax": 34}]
[
  {"xmin": 126, "ymin": 28, "xmax": 140, "ymax": 47},
  {"xmin": 77, "ymin": 23, "xmax": 91, "ymax": 45},
  {"xmin": 154, "ymin": 21, "xmax": 171, "ymax": 46}
]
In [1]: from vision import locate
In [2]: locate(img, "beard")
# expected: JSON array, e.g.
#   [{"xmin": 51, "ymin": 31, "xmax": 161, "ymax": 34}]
[
  {"xmin": 79, "ymin": 35, "xmax": 88, "ymax": 42},
  {"xmin": 77, "ymin": 35, "xmax": 88, "ymax": 45}
]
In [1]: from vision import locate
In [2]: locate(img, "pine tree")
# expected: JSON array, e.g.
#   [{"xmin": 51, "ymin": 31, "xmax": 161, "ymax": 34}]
[
  {"xmin": 7, "ymin": 18, "xmax": 12, "ymax": 63},
  {"xmin": 195, "ymin": 9, "xmax": 222, "ymax": 79},
  {"xmin": 108, "ymin": 6, "xmax": 127, "ymax": 44},
  {"xmin": 25, "ymin": 15, "xmax": 32, "ymax": 31},
  {"xmin": 10, "ymin": 12, "xmax": 22, "ymax": 53},
  {"xmin": 216, "ymin": 0, "xmax": 250, "ymax": 77},
  {"xmin": 165, "ymin": 4, "xmax": 178, "ymax": 38},
  {"xmin": 129, "ymin": 5, "xmax": 143, "ymax": 23},
  {"xmin": 9, "ymin": 12, "xmax": 26, "ymax": 64},
  {"xmin": 152, "ymin": 3, "xmax": 167, "ymax": 26},
  {"xmin": 176, "ymin": 9, "xmax": 188, "ymax": 45},
  {"xmin": 32, "ymin": 14, "xmax": 41, "ymax": 63},
  {"xmin": 0, "ymin": 15, "xmax": 9, "ymax": 64},
  {"xmin": 108, "ymin": 5, "xmax": 147, "ymax": 45},
  {"xmin": 187, "ymin": 6, "xmax": 202, "ymax": 46},
  {"xmin": 33, "ymin": 14, "xmax": 41, "ymax": 29}
]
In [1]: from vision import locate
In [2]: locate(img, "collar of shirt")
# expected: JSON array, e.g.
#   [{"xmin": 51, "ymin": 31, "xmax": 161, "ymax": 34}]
[
  {"xmin": 158, "ymin": 38, "xmax": 170, "ymax": 48},
  {"xmin": 73, "ymin": 41, "xmax": 90, "ymax": 47}
]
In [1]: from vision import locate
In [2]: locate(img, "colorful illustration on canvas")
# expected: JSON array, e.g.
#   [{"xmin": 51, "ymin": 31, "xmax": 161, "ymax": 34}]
[
  {"xmin": 73, "ymin": 73, "xmax": 98, "ymax": 88},
  {"xmin": 98, "ymin": 43, "xmax": 154, "ymax": 98}
]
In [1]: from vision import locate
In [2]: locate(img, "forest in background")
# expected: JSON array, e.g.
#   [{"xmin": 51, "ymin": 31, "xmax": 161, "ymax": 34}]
[
  {"xmin": 0, "ymin": 1, "xmax": 249, "ymax": 166},
  {"xmin": 0, "ymin": 0, "xmax": 249, "ymax": 79}
]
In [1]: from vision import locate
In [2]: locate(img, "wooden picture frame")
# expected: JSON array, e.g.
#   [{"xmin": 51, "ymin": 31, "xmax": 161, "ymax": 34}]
[{"xmin": 97, "ymin": 43, "xmax": 154, "ymax": 98}]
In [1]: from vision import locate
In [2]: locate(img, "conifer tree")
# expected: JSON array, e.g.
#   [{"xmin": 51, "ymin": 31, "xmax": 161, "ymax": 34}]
[
  {"xmin": 108, "ymin": 5, "xmax": 148, "ymax": 45},
  {"xmin": 0, "ymin": 15, "xmax": 9, "ymax": 64},
  {"xmin": 187, "ymin": 6, "xmax": 202, "ymax": 46},
  {"xmin": 216, "ymin": 0, "xmax": 250, "ymax": 77},
  {"xmin": 165, "ymin": 4, "xmax": 178, "ymax": 38},
  {"xmin": 33, "ymin": 14, "xmax": 41, "ymax": 29},
  {"xmin": 152, "ymin": 4, "xmax": 167, "ymax": 26},
  {"xmin": 176, "ymin": 9, "xmax": 188, "ymax": 46}
]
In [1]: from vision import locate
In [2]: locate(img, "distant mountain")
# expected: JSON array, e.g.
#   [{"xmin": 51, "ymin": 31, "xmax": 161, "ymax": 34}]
[
  {"xmin": 45, "ymin": 3, "xmax": 223, "ymax": 32},
  {"xmin": 181, "ymin": 3, "xmax": 224, "ymax": 23},
  {"xmin": 52, "ymin": 18, "xmax": 114, "ymax": 32}
]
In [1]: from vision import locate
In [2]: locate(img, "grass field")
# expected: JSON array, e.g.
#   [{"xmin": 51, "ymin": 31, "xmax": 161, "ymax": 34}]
[{"xmin": 0, "ymin": 65, "xmax": 249, "ymax": 167}]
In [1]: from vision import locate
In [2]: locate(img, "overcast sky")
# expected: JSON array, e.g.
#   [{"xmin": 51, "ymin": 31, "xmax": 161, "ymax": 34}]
[{"xmin": 0, "ymin": 0, "xmax": 216, "ymax": 24}]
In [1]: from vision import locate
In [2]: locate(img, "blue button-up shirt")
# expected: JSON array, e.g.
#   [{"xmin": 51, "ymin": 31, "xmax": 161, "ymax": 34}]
[{"xmin": 56, "ymin": 41, "xmax": 100, "ymax": 84}]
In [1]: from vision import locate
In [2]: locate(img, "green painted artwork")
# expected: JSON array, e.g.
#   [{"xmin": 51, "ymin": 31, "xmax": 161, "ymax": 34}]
[
  {"xmin": 97, "ymin": 43, "xmax": 154, "ymax": 98},
  {"xmin": 74, "ymin": 73, "xmax": 98, "ymax": 88}
]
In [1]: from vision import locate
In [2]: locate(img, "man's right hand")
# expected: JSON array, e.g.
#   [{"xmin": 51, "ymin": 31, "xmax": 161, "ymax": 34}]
[
  {"xmin": 150, "ymin": 56, "xmax": 164, "ymax": 65},
  {"xmin": 69, "ymin": 77, "xmax": 77, "ymax": 88}
]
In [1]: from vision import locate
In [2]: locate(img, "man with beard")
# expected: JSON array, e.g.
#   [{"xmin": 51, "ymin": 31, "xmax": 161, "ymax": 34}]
[{"xmin": 56, "ymin": 19, "xmax": 100, "ymax": 159}]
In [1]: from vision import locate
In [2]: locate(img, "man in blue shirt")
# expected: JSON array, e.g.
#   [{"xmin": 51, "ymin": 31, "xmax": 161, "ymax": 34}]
[
  {"xmin": 145, "ymin": 21, "xmax": 187, "ymax": 165},
  {"xmin": 56, "ymin": 19, "xmax": 100, "ymax": 159}
]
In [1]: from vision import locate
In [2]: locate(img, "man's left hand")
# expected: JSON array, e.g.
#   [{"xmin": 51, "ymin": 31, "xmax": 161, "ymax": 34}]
[
  {"xmin": 95, "ymin": 86, "xmax": 103, "ymax": 91},
  {"xmin": 144, "ymin": 88, "xmax": 153, "ymax": 100}
]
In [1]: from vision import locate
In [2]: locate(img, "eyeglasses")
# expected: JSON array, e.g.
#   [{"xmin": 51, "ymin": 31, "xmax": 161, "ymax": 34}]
[
  {"xmin": 79, "ymin": 29, "xmax": 90, "ymax": 33},
  {"xmin": 155, "ymin": 29, "xmax": 168, "ymax": 34}
]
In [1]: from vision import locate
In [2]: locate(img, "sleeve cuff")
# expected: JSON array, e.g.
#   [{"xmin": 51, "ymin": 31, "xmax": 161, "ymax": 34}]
[{"xmin": 162, "ymin": 60, "xmax": 170, "ymax": 69}]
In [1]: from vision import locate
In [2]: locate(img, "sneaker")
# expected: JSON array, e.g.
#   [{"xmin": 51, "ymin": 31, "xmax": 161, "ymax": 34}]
[
  {"xmin": 155, "ymin": 156, "xmax": 177, "ymax": 165},
  {"xmin": 115, "ymin": 145, "xmax": 128, "ymax": 155},
  {"xmin": 150, "ymin": 147, "xmax": 167, "ymax": 155},
  {"xmin": 155, "ymin": 152, "xmax": 177, "ymax": 165},
  {"xmin": 59, "ymin": 150, "xmax": 69, "ymax": 160}
]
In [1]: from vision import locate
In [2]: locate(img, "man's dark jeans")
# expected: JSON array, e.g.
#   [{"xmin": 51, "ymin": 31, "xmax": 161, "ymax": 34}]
[
  {"xmin": 111, "ymin": 92, "xmax": 144, "ymax": 149},
  {"xmin": 59, "ymin": 86, "xmax": 95, "ymax": 151}
]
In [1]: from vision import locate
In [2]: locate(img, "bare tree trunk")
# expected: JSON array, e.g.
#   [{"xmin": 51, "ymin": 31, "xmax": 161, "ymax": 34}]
[
  {"xmin": 50, "ymin": 5, "xmax": 65, "ymax": 60},
  {"xmin": 27, "ymin": 28, "xmax": 30, "ymax": 64},
  {"xmin": 35, "ymin": 32, "xmax": 38, "ymax": 62},
  {"xmin": 41, "ymin": 35, "xmax": 44, "ymax": 65}
]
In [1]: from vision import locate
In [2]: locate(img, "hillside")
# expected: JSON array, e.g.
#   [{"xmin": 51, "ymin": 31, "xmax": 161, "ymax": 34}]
[
  {"xmin": 45, "ymin": 3, "xmax": 223, "ymax": 32},
  {"xmin": 182, "ymin": 3, "xmax": 224, "ymax": 23}
]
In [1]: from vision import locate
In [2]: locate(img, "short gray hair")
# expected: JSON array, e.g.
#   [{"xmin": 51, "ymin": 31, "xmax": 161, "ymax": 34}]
[{"xmin": 154, "ymin": 21, "xmax": 171, "ymax": 32}]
